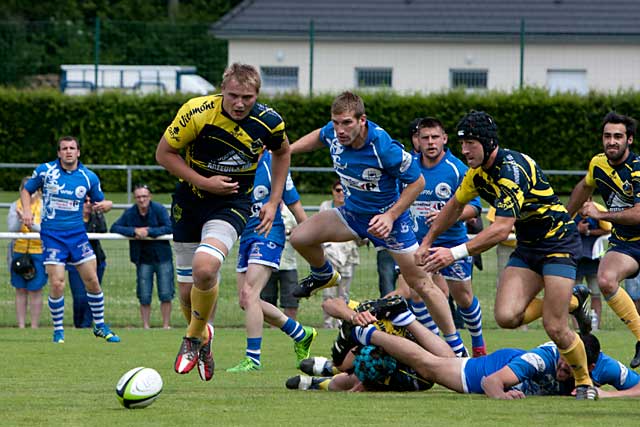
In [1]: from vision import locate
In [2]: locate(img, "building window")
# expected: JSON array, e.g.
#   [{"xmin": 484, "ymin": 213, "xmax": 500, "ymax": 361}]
[
  {"xmin": 356, "ymin": 68, "xmax": 392, "ymax": 88},
  {"xmin": 450, "ymin": 69, "xmax": 488, "ymax": 90},
  {"xmin": 547, "ymin": 69, "xmax": 587, "ymax": 95},
  {"xmin": 260, "ymin": 66, "xmax": 298, "ymax": 93}
]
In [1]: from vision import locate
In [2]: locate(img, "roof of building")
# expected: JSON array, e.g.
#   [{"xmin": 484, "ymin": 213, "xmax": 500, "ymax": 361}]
[{"xmin": 212, "ymin": 0, "xmax": 640, "ymax": 42}]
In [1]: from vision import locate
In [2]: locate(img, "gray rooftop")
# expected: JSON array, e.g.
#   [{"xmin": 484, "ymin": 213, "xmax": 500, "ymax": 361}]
[{"xmin": 212, "ymin": 0, "xmax": 640, "ymax": 41}]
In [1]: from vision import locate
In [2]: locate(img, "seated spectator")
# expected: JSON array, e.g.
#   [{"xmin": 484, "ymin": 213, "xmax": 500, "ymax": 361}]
[{"xmin": 111, "ymin": 184, "xmax": 174, "ymax": 329}]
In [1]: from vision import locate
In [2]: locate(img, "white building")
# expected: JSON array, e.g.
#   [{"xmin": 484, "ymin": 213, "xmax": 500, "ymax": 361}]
[{"xmin": 212, "ymin": 0, "xmax": 640, "ymax": 95}]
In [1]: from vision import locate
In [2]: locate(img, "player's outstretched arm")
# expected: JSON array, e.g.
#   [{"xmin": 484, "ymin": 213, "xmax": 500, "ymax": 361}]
[
  {"xmin": 289, "ymin": 129, "xmax": 323, "ymax": 154},
  {"xmin": 566, "ymin": 177, "xmax": 595, "ymax": 217},
  {"xmin": 481, "ymin": 367, "xmax": 525, "ymax": 399}
]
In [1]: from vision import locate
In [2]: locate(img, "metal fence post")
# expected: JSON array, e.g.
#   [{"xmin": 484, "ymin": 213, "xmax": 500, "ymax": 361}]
[
  {"xmin": 519, "ymin": 18, "xmax": 525, "ymax": 89},
  {"xmin": 94, "ymin": 17, "xmax": 101, "ymax": 93},
  {"xmin": 309, "ymin": 19, "xmax": 314, "ymax": 97}
]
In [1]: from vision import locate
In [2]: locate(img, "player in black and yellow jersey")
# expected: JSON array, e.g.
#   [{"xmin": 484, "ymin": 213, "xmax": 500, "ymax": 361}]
[
  {"xmin": 415, "ymin": 110, "xmax": 597, "ymax": 400},
  {"xmin": 567, "ymin": 111, "xmax": 640, "ymax": 369},
  {"xmin": 156, "ymin": 63, "xmax": 291, "ymax": 382},
  {"xmin": 286, "ymin": 296, "xmax": 452, "ymax": 391}
]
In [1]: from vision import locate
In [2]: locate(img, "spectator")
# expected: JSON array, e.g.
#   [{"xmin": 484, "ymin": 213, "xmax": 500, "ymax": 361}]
[
  {"xmin": 574, "ymin": 198, "xmax": 611, "ymax": 330},
  {"xmin": 261, "ymin": 204, "xmax": 301, "ymax": 320},
  {"xmin": 7, "ymin": 176, "xmax": 46, "ymax": 329},
  {"xmin": 624, "ymin": 273, "xmax": 640, "ymax": 316},
  {"xmin": 319, "ymin": 181, "xmax": 361, "ymax": 328},
  {"xmin": 66, "ymin": 196, "xmax": 109, "ymax": 328},
  {"xmin": 111, "ymin": 184, "xmax": 174, "ymax": 329}
]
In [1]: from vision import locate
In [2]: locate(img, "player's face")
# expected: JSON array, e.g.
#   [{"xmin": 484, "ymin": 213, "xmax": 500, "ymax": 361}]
[
  {"xmin": 556, "ymin": 357, "xmax": 573, "ymax": 382},
  {"xmin": 331, "ymin": 111, "xmax": 366, "ymax": 147},
  {"xmin": 460, "ymin": 139, "xmax": 484, "ymax": 168},
  {"xmin": 57, "ymin": 140, "xmax": 80, "ymax": 169},
  {"xmin": 602, "ymin": 122, "xmax": 632, "ymax": 164},
  {"xmin": 411, "ymin": 132, "xmax": 420, "ymax": 152},
  {"xmin": 221, "ymin": 78, "xmax": 258, "ymax": 121},
  {"xmin": 418, "ymin": 126, "xmax": 447, "ymax": 161},
  {"xmin": 134, "ymin": 188, "xmax": 151, "ymax": 210}
]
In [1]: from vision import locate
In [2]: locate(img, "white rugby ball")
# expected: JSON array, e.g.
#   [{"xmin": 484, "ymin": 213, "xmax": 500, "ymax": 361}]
[{"xmin": 116, "ymin": 367, "xmax": 163, "ymax": 409}]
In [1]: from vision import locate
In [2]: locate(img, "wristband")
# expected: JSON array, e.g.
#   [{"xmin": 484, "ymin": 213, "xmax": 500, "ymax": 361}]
[{"xmin": 450, "ymin": 243, "xmax": 469, "ymax": 261}]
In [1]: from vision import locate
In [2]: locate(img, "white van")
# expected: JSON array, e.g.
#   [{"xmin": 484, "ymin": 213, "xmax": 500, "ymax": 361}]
[{"xmin": 60, "ymin": 65, "xmax": 215, "ymax": 95}]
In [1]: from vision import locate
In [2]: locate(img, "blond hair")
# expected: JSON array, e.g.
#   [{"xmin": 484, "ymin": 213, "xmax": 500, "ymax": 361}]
[{"xmin": 221, "ymin": 63, "xmax": 261, "ymax": 92}]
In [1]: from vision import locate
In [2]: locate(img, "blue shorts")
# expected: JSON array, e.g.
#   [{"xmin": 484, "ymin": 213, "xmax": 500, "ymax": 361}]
[
  {"xmin": 40, "ymin": 228, "xmax": 95, "ymax": 265},
  {"xmin": 10, "ymin": 252, "xmax": 48, "ymax": 291},
  {"xmin": 336, "ymin": 206, "xmax": 418, "ymax": 253},
  {"xmin": 462, "ymin": 348, "xmax": 526, "ymax": 393},
  {"xmin": 236, "ymin": 235, "xmax": 283, "ymax": 272},
  {"xmin": 439, "ymin": 256, "xmax": 473, "ymax": 281},
  {"xmin": 506, "ymin": 233, "xmax": 581, "ymax": 279}
]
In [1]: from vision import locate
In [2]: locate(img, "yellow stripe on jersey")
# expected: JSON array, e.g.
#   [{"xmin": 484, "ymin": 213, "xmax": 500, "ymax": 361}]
[
  {"xmin": 456, "ymin": 148, "xmax": 572, "ymax": 244},
  {"xmin": 163, "ymin": 94, "xmax": 286, "ymax": 199},
  {"xmin": 586, "ymin": 152, "xmax": 640, "ymax": 241}
]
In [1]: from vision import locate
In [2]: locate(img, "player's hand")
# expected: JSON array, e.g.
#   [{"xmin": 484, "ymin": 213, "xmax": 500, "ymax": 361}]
[
  {"xmin": 201, "ymin": 175, "xmax": 239, "ymax": 195},
  {"xmin": 350, "ymin": 310, "xmax": 377, "ymax": 326},
  {"xmin": 21, "ymin": 210, "xmax": 34, "ymax": 228},
  {"xmin": 425, "ymin": 210, "xmax": 439, "ymax": 225},
  {"xmin": 576, "ymin": 219, "xmax": 589, "ymax": 234},
  {"xmin": 92, "ymin": 200, "xmax": 112, "ymax": 213},
  {"xmin": 424, "ymin": 246, "xmax": 455, "ymax": 273},
  {"xmin": 256, "ymin": 201, "xmax": 277, "ymax": 237},
  {"xmin": 580, "ymin": 200, "xmax": 602, "ymax": 220},
  {"xmin": 414, "ymin": 242, "xmax": 431, "ymax": 266},
  {"xmin": 367, "ymin": 213, "xmax": 394, "ymax": 238},
  {"xmin": 502, "ymin": 389, "xmax": 526, "ymax": 399}
]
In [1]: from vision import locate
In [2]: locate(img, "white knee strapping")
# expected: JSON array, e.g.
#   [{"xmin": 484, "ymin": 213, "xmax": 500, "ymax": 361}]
[
  {"xmin": 201, "ymin": 219, "xmax": 238, "ymax": 251},
  {"xmin": 195, "ymin": 243, "xmax": 226, "ymax": 264}
]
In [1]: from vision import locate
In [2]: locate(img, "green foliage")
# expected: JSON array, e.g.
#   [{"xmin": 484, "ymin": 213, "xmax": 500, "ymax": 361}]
[{"xmin": 2, "ymin": 87, "xmax": 640, "ymax": 192}]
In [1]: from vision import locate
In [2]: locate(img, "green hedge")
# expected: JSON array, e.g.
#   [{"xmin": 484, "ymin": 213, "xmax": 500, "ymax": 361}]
[{"xmin": 1, "ymin": 88, "xmax": 638, "ymax": 193}]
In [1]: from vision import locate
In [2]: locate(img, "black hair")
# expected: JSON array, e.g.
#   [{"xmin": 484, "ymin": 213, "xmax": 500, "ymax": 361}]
[{"xmin": 602, "ymin": 111, "xmax": 637, "ymax": 139}]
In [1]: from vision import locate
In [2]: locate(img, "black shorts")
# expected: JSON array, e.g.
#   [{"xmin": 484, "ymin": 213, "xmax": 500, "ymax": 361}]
[
  {"xmin": 509, "ymin": 230, "xmax": 581, "ymax": 278},
  {"xmin": 171, "ymin": 188, "xmax": 250, "ymax": 243}
]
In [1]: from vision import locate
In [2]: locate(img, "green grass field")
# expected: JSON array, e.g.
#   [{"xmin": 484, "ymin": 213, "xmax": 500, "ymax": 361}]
[{"xmin": 1, "ymin": 327, "xmax": 638, "ymax": 427}]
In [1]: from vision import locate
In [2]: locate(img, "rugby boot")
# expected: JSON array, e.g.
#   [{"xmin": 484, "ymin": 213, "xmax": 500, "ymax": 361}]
[
  {"xmin": 226, "ymin": 357, "xmax": 261, "ymax": 373},
  {"xmin": 93, "ymin": 323, "xmax": 121, "ymax": 343},
  {"xmin": 570, "ymin": 285, "xmax": 592, "ymax": 335},
  {"xmin": 292, "ymin": 271, "xmax": 341, "ymax": 298},
  {"xmin": 575, "ymin": 384, "xmax": 598, "ymax": 400},
  {"xmin": 294, "ymin": 326, "xmax": 318, "ymax": 367},
  {"xmin": 197, "ymin": 323, "xmax": 215, "ymax": 381},
  {"xmin": 174, "ymin": 336, "xmax": 201, "ymax": 375},
  {"xmin": 299, "ymin": 357, "xmax": 338, "ymax": 376},
  {"xmin": 285, "ymin": 375, "xmax": 331, "ymax": 390},
  {"xmin": 630, "ymin": 341, "xmax": 640, "ymax": 369}
]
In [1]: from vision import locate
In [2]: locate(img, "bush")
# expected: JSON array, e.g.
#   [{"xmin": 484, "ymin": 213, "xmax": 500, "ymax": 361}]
[{"xmin": 1, "ymin": 87, "xmax": 638, "ymax": 193}]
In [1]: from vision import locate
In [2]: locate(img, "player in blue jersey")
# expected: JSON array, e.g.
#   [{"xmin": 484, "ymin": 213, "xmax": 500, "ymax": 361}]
[
  {"xmin": 352, "ymin": 317, "xmax": 640, "ymax": 398},
  {"xmin": 415, "ymin": 111, "xmax": 596, "ymax": 399},
  {"xmin": 405, "ymin": 117, "xmax": 486, "ymax": 357},
  {"xmin": 157, "ymin": 63, "xmax": 290, "ymax": 381},
  {"xmin": 567, "ymin": 111, "xmax": 640, "ymax": 369},
  {"xmin": 289, "ymin": 91, "xmax": 458, "ymax": 344},
  {"xmin": 20, "ymin": 136, "xmax": 120, "ymax": 344},
  {"xmin": 226, "ymin": 150, "xmax": 316, "ymax": 372}
]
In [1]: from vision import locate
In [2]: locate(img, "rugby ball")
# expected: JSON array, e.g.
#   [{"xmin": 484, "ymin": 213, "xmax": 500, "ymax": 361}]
[{"xmin": 116, "ymin": 367, "xmax": 163, "ymax": 409}]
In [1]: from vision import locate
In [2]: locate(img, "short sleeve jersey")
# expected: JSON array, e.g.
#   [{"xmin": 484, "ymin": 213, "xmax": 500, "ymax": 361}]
[
  {"xmin": 590, "ymin": 352, "xmax": 640, "ymax": 390},
  {"xmin": 240, "ymin": 151, "xmax": 300, "ymax": 245},
  {"xmin": 318, "ymin": 120, "xmax": 420, "ymax": 215},
  {"xmin": 409, "ymin": 150, "xmax": 482, "ymax": 244},
  {"xmin": 584, "ymin": 152, "xmax": 640, "ymax": 242},
  {"xmin": 163, "ymin": 94, "xmax": 287, "ymax": 200},
  {"xmin": 455, "ymin": 148, "xmax": 574, "ymax": 245},
  {"xmin": 25, "ymin": 160, "xmax": 104, "ymax": 231}
]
